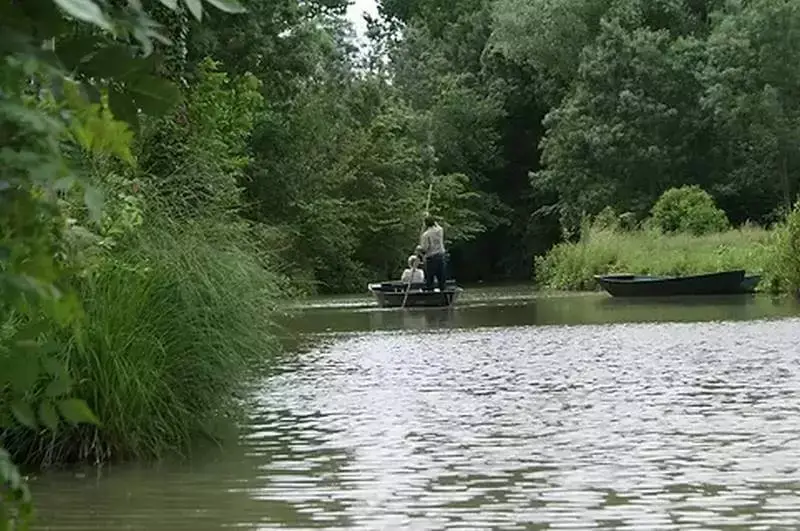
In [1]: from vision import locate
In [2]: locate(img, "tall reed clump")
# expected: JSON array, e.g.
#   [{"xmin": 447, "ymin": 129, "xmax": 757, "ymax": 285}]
[
  {"xmin": 2, "ymin": 217, "xmax": 288, "ymax": 467},
  {"xmin": 762, "ymin": 200, "xmax": 800, "ymax": 294},
  {"xmin": 535, "ymin": 223, "xmax": 772, "ymax": 291}
]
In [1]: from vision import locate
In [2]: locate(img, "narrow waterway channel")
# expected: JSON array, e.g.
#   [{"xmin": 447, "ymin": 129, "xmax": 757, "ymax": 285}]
[{"xmin": 32, "ymin": 287, "xmax": 800, "ymax": 529}]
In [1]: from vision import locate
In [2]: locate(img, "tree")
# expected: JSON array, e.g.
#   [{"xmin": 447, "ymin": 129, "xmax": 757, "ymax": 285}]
[
  {"xmin": 532, "ymin": 6, "xmax": 710, "ymax": 230},
  {"xmin": 702, "ymin": 0, "xmax": 800, "ymax": 222}
]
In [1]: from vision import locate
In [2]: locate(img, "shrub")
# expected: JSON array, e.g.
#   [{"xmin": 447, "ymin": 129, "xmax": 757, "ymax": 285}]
[
  {"xmin": 763, "ymin": 200, "xmax": 800, "ymax": 294},
  {"xmin": 592, "ymin": 206, "xmax": 620, "ymax": 231},
  {"xmin": 2, "ymin": 219, "xmax": 287, "ymax": 467},
  {"xmin": 650, "ymin": 185, "xmax": 730, "ymax": 235}
]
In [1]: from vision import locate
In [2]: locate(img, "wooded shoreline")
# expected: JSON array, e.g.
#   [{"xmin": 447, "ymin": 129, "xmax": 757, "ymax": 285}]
[{"xmin": 4, "ymin": 0, "xmax": 800, "ymax": 527}]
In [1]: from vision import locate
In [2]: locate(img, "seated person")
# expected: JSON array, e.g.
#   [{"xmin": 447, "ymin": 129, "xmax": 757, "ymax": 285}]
[{"xmin": 400, "ymin": 254, "xmax": 425, "ymax": 284}]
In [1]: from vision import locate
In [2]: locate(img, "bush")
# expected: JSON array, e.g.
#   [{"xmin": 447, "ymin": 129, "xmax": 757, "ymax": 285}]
[
  {"xmin": 535, "ymin": 224, "xmax": 771, "ymax": 291},
  {"xmin": 763, "ymin": 200, "xmax": 800, "ymax": 294},
  {"xmin": 650, "ymin": 185, "xmax": 730, "ymax": 235},
  {"xmin": 2, "ymin": 219, "xmax": 287, "ymax": 467},
  {"xmin": 592, "ymin": 206, "xmax": 620, "ymax": 231}
]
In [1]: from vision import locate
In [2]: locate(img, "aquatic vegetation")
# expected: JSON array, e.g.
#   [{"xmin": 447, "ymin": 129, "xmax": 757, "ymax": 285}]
[
  {"xmin": 762, "ymin": 200, "xmax": 800, "ymax": 294},
  {"xmin": 2, "ymin": 219, "xmax": 286, "ymax": 467},
  {"xmin": 535, "ymin": 224, "xmax": 772, "ymax": 291}
]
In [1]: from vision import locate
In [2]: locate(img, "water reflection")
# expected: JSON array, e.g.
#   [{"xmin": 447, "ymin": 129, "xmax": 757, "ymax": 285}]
[
  {"xmin": 248, "ymin": 319, "xmax": 800, "ymax": 529},
  {"xmin": 368, "ymin": 307, "xmax": 458, "ymax": 331},
  {"xmin": 288, "ymin": 290, "xmax": 800, "ymax": 335},
  {"xmin": 31, "ymin": 290, "xmax": 800, "ymax": 530}
]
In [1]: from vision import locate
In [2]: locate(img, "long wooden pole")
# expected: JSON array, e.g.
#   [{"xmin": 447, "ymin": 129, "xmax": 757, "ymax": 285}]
[{"xmin": 401, "ymin": 183, "xmax": 434, "ymax": 309}]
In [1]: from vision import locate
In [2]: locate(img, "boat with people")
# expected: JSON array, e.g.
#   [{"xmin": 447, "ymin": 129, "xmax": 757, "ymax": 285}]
[
  {"xmin": 594, "ymin": 269, "xmax": 761, "ymax": 297},
  {"xmin": 373, "ymin": 184, "xmax": 461, "ymax": 309},
  {"xmin": 367, "ymin": 280, "xmax": 463, "ymax": 308}
]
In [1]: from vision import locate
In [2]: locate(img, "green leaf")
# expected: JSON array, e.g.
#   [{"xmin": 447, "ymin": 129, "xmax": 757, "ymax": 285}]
[
  {"xmin": 182, "ymin": 0, "xmax": 203, "ymax": 20},
  {"xmin": 6, "ymin": 355, "xmax": 40, "ymax": 393},
  {"xmin": 157, "ymin": 0, "xmax": 179, "ymax": 8},
  {"xmin": 79, "ymin": 45, "xmax": 152, "ymax": 80},
  {"xmin": 45, "ymin": 376, "xmax": 72, "ymax": 398},
  {"xmin": 204, "ymin": 0, "xmax": 246, "ymax": 14},
  {"xmin": 14, "ymin": 319, "xmax": 49, "ymax": 342},
  {"xmin": 42, "ymin": 355, "xmax": 73, "ymax": 397},
  {"xmin": 50, "ymin": 290, "xmax": 82, "ymax": 327},
  {"xmin": 108, "ymin": 86, "xmax": 140, "ymax": 131},
  {"xmin": 39, "ymin": 401, "xmax": 60, "ymax": 432},
  {"xmin": 84, "ymin": 185, "xmax": 104, "ymax": 223},
  {"xmin": 39, "ymin": 341, "xmax": 62, "ymax": 356},
  {"xmin": 54, "ymin": 34, "xmax": 98, "ymax": 71},
  {"xmin": 41, "ymin": 354, "xmax": 64, "ymax": 375},
  {"xmin": 11, "ymin": 402, "xmax": 37, "ymax": 429},
  {"xmin": 128, "ymin": 76, "xmax": 182, "ymax": 115},
  {"xmin": 53, "ymin": 0, "xmax": 113, "ymax": 32},
  {"xmin": 10, "ymin": 0, "xmax": 69, "ymax": 39},
  {"xmin": 57, "ymin": 399, "xmax": 99, "ymax": 426}
]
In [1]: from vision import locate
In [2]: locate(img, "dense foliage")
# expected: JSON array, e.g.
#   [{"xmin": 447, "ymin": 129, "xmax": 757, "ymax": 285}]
[
  {"xmin": 536, "ymin": 216, "xmax": 771, "ymax": 291},
  {"xmin": 1, "ymin": 0, "xmax": 271, "ymax": 527},
  {"xmin": 485, "ymin": 0, "xmax": 800, "ymax": 289},
  {"xmin": 5, "ymin": 0, "xmax": 800, "ymax": 526},
  {"xmin": 650, "ymin": 185, "xmax": 729, "ymax": 235}
]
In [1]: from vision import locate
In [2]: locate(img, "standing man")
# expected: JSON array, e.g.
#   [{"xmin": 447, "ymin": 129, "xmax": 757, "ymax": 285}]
[{"xmin": 419, "ymin": 215, "xmax": 447, "ymax": 291}]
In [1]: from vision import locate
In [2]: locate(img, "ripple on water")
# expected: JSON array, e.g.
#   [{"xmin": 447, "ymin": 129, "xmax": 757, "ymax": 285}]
[
  {"xmin": 242, "ymin": 318, "xmax": 800, "ymax": 529},
  {"xmin": 32, "ymin": 318, "xmax": 800, "ymax": 530}
]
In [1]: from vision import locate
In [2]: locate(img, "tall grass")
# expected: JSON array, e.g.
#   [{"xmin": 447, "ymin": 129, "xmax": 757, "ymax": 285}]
[
  {"xmin": 762, "ymin": 201, "xmax": 800, "ymax": 294},
  {"xmin": 3, "ymin": 217, "xmax": 288, "ymax": 467},
  {"xmin": 535, "ymin": 224, "xmax": 773, "ymax": 291}
]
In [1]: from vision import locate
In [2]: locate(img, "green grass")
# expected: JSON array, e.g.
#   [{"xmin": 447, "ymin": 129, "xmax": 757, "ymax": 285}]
[
  {"xmin": 3, "ymin": 218, "xmax": 288, "ymax": 467},
  {"xmin": 764, "ymin": 201, "xmax": 800, "ymax": 294},
  {"xmin": 535, "ymin": 224, "xmax": 774, "ymax": 291}
]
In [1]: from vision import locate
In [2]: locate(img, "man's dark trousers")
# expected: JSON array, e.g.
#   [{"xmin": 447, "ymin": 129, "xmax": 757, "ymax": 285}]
[{"xmin": 424, "ymin": 252, "xmax": 446, "ymax": 291}]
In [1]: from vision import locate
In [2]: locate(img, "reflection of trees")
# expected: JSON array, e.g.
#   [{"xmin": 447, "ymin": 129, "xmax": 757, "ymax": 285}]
[
  {"xmin": 365, "ymin": 307, "xmax": 458, "ymax": 331},
  {"xmin": 286, "ymin": 290, "xmax": 800, "ymax": 334},
  {"xmin": 32, "ymin": 408, "xmax": 357, "ymax": 530},
  {"xmin": 238, "ymin": 408, "xmax": 356, "ymax": 529},
  {"xmin": 533, "ymin": 294, "xmax": 795, "ymax": 326}
]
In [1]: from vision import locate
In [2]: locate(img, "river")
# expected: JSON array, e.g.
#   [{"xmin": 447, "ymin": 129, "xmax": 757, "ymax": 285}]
[{"xmin": 32, "ymin": 286, "xmax": 800, "ymax": 529}]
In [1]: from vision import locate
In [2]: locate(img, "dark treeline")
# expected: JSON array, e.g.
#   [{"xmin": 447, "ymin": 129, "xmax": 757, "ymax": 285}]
[
  {"xmin": 378, "ymin": 0, "xmax": 800, "ymax": 284},
  {"xmin": 3, "ymin": 0, "xmax": 800, "ymax": 522},
  {"xmin": 154, "ymin": 0, "xmax": 800, "ymax": 290},
  {"xmin": 5, "ymin": 0, "xmax": 800, "ymax": 523}
]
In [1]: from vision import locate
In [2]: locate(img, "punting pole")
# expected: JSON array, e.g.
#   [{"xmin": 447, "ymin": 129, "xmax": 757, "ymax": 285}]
[{"xmin": 401, "ymin": 182, "xmax": 434, "ymax": 308}]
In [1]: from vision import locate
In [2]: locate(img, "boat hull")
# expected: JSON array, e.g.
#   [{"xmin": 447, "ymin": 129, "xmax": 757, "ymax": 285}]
[
  {"xmin": 739, "ymin": 275, "xmax": 762, "ymax": 293},
  {"xmin": 594, "ymin": 270, "xmax": 759, "ymax": 297},
  {"xmin": 368, "ymin": 281, "xmax": 462, "ymax": 308}
]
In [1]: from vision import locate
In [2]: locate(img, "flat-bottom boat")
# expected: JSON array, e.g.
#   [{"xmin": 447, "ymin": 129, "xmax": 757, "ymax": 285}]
[
  {"xmin": 594, "ymin": 270, "xmax": 761, "ymax": 297},
  {"xmin": 368, "ymin": 280, "xmax": 463, "ymax": 308}
]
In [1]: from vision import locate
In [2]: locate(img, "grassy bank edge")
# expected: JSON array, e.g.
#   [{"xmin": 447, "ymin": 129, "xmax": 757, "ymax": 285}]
[
  {"xmin": 533, "ymin": 224, "xmax": 787, "ymax": 293},
  {"xmin": 2, "ymin": 217, "xmax": 294, "ymax": 469}
]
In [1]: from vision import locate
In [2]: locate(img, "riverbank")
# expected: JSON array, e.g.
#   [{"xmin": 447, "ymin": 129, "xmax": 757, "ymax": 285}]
[
  {"xmin": 2, "ymin": 219, "xmax": 290, "ymax": 469},
  {"xmin": 534, "ymin": 224, "xmax": 775, "ymax": 292}
]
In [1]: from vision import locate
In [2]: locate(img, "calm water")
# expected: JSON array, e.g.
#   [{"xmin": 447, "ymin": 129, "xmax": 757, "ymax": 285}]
[{"xmin": 32, "ymin": 287, "xmax": 800, "ymax": 530}]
